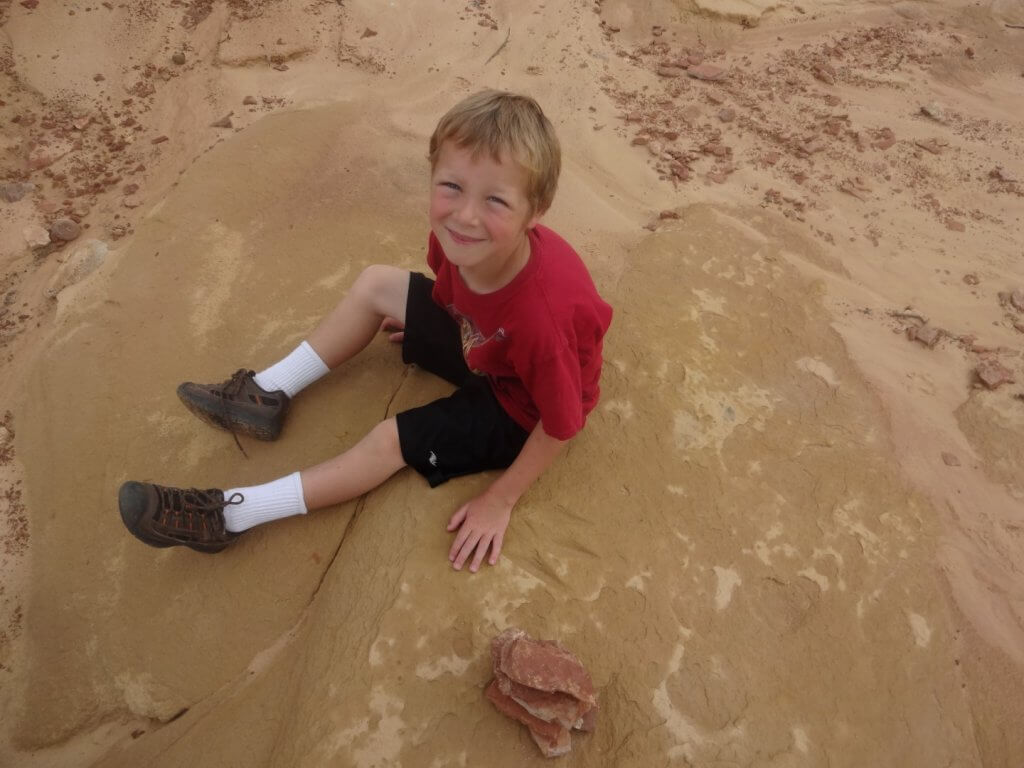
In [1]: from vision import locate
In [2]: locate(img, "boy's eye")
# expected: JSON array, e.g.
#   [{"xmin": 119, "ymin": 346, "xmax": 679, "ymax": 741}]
[
  {"xmin": 439, "ymin": 181, "xmax": 460, "ymax": 191},
  {"xmin": 488, "ymin": 196, "xmax": 509, "ymax": 207}
]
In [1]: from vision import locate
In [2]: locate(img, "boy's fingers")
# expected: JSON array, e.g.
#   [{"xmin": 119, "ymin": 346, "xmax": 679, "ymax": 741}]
[
  {"xmin": 388, "ymin": 331, "xmax": 405, "ymax": 343},
  {"xmin": 488, "ymin": 533, "xmax": 504, "ymax": 565},
  {"xmin": 454, "ymin": 531, "xmax": 483, "ymax": 570},
  {"xmin": 469, "ymin": 535, "xmax": 492, "ymax": 573},
  {"xmin": 446, "ymin": 504, "xmax": 468, "ymax": 532}
]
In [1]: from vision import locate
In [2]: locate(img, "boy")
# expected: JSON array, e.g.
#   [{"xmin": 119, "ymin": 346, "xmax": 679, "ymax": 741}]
[{"xmin": 118, "ymin": 90, "xmax": 612, "ymax": 573}]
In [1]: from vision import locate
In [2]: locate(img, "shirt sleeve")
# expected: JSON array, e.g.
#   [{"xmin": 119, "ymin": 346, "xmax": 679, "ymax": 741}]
[{"xmin": 519, "ymin": 344, "xmax": 585, "ymax": 441}]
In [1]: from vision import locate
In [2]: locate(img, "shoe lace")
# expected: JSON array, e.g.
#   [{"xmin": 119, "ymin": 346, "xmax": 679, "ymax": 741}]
[
  {"xmin": 221, "ymin": 369, "xmax": 253, "ymax": 459},
  {"xmin": 158, "ymin": 487, "xmax": 244, "ymax": 537}
]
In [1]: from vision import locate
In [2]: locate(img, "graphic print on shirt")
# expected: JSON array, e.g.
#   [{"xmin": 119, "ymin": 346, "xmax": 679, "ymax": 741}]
[{"xmin": 449, "ymin": 305, "xmax": 506, "ymax": 375}]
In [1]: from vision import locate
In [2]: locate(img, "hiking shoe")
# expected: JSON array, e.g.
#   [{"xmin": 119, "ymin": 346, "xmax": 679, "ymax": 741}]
[
  {"xmin": 119, "ymin": 481, "xmax": 243, "ymax": 553},
  {"xmin": 177, "ymin": 369, "xmax": 289, "ymax": 441}
]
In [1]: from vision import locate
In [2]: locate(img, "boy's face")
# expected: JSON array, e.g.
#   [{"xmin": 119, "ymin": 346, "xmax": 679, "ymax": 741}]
[{"xmin": 429, "ymin": 141, "xmax": 542, "ymax": 272}]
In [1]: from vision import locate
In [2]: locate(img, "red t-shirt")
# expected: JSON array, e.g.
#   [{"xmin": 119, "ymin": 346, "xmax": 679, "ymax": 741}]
[{"xmin": 427, "ymin": 225, "xmax": 612, "ymax": 440}]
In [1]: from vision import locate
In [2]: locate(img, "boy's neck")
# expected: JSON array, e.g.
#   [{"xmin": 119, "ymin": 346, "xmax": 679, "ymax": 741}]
[{"xmin": 458, "ymin": 230, "xmax": 533, "ymax": 294}]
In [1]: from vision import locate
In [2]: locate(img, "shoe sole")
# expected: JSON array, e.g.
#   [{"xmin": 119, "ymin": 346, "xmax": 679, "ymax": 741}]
[
  {"xmin": 118, "ymin": 481, "xmax": 233, "ymax": 554},
  {"xmin": 176, "ymin": 384, "xmax": 284, "ymax": 442}
]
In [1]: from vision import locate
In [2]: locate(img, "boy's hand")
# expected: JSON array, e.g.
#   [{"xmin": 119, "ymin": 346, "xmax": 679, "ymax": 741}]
[
  {"xmin": 446, "ymin": 492, "xmax": 513, "ymax": 573},
  {"xmin": 379, "ymin": 316, "xmax": 404, "ymax": 343}
]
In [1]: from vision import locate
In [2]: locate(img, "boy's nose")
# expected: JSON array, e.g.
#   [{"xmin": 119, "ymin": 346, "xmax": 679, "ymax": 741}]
[{"xmin": 454, "ymin": 200, "xmax": 479, "ymax": 227}]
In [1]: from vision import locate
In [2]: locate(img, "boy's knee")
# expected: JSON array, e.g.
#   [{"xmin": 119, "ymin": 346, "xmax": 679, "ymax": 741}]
[
  {"xmin": 353, "ymin": 265, "xmax": 407, "ymax": 316},
  {"xmin": 370, "ymin": 417, "xmax": 403, "ymax": 461}
]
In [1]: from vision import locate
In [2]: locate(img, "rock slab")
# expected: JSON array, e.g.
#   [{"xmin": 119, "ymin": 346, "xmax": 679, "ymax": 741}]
[{"xmin": 486, "ymin": 628, "xmax": 597, "ymax": 758}]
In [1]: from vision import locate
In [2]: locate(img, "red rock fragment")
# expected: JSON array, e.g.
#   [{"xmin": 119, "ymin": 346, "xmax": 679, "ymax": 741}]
[
  {"xmin": 962, "ymin": 273, "xmax": 979, "ymax": 286},
  {"xmin": 872, "ymin": 128, "xmax": 895, "ymax": 150},
  {"xmin": 361, "ymin": 27, "xmax": 378, "ymax": 38},
  {"xmin": 718, "ymin": 107, "xmax": 736, "ymax": 122},
  {"xmin": 965, "ymin": 47, "xmax": 975, "ymax": 58},
  {"xmin": 498, "ymin": 632, "xmax": 597, "ymax": 708},
  {"xmin": 907, "ymin": 323, "xmax": 943, "ymax": 348},
  {"xmin": 975, "ymin": 360, "xmax": 1014, "ymax": 390},
  {"xmin": 941, "ymin": 452, "xmax": 961, "ymax": 467},
  {"xmin": 657, "ymin": 65, "xmax": 685, "ymax": 78},
  {"xmin": 211, "ymin": 113, "xmax": 233, "ymax": 129},
  {"xmin": 707, "ymin": 171, "xmax": 727, "ymax": 184},
  {"xmin": 529, "ymin": 724, "xmax": 572, "ymax": 759},
  {"xmin": 487, "ymin": 628, "xmax": 597, "ymax": 758},
  {"xmin": 485, "ymin": 680, "xmax": 566, "ymax": 744},
  {"xmin": 659, "ymin": 210, "xmax": 680, "ymax": 219},
  {"xmin": 21, "ymin": 0, "xmax": 39, "ymax": 8},
  {"xmin": 915, "ymin": 138, "xmax": 943, "ymax": 155},
  {"xmin": 945, "ymin": 218, "xmax": 965, "ymax": 232},
  {"xmin": 151, "ymin": 135, "xmax": 169, "ymax": 144},
  {"xmin": 687, "ymin": 63, "xmax": 727, "ymax": 81}
]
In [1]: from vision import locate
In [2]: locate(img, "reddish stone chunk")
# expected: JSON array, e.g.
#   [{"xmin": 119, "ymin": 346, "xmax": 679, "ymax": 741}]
[
  {"xmin": 687, "ymin": 63, "xmax": 727, "ymax": 81},
  {"xmin": 975, "ymin": 360, "xmax": 1014, "ymax": 390}
]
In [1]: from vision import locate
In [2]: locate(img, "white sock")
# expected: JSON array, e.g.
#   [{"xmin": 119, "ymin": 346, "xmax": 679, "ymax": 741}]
[
  {"xmin": 253, "ymin": 340, "xmax": 330, "ymax": 398},
  {"xmin": 223, "ymin": 472, "xmax": 308, "ymax": 533}
]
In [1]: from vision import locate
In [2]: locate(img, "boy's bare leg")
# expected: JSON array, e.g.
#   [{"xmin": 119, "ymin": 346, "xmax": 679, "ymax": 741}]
[
  {"xmin": 299, "ymin": 418, "xmax": 406, "ymax": 510},
  {"xmin": 222, "ymin": 418, "xmax": 405, "ymax": 532},
  {"xmin": 306, "ymin": 264, "xmax": 410, "ymax": 369}
]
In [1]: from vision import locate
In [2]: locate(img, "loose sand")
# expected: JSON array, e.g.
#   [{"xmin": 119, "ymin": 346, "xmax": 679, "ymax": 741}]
[{"xmin": 1, "ymin": 0, "xmax": 1022, "ymax": 765}]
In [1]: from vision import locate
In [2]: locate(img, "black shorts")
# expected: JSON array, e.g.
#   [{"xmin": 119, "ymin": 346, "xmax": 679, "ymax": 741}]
[{"xmin": 396, "ymin": 272, "xmax": 530, "ymax": 487}]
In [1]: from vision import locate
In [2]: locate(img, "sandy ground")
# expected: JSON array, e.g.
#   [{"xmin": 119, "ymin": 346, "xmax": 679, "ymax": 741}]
[{"xmin": 1, "ymin": 0, "xmax": 1023, "ymax": 765}]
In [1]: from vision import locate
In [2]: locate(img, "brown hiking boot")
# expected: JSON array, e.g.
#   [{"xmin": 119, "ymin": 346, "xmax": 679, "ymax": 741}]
[
  {"xmin": 119, "ymin": 481, "xmax": 243, "ymax": 553},
  {"xmin": 177, "ymin": 369, "xmax": 289, "ymax": 441}
]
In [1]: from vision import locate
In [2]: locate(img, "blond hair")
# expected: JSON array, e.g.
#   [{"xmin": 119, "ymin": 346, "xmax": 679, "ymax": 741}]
[{"xmin": 429, "ymin": 90, "xmax": 561, "ymax": 215}]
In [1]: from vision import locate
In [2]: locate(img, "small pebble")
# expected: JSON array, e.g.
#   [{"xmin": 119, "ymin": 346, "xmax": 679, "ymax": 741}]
[{"xmin": 49, "ymin": 218, "xmax": 81, "ymax": 242}]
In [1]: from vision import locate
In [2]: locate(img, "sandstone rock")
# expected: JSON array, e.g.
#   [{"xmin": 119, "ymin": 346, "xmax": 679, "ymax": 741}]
[
  {"xmin": 0, "ymin": 182, "xmax": 32, "ymax": 203},
  {"xmin": 243, "ymin": 95, "xmax": 258, "ymax": 105},
  {"xmin": 962, "ymin": 273, "xmax": 979, "ymax": 285},
  {"xmin": 718, "ymin": 107, "xmax": 736, "ymax": 122},
  {"xmin": 44, "ymin": 239, "xmax": 108, "ymax": 298},
  {"xmin": 172, "ymin": 52, "xmax": 186, "ymax": 65},
  {"xmin": 941, "ymin": 452, "xmax": 960, "ymax": 467},
  {"xmin": 915, "ymin": 138, "xmax": 943, "ymax": 155},
  {"xmin": 659, "ymin": 210, "xmax": 680, "ymax": 219},
  {"xmin": 945, "ymin": 218, "xmax": 965, "ymax": 232},
  {"xmin": 813, "ymin": 63, "xmax": 836, "ymax": 85},
  {"xmin": 49, "ymin": 218, "xmax": 81, "ymax": 242},
  {"xmin": 1010, "ymin": 289, "xmax": 1024, "ymax": 312},
  {"xmin": 657, "ymin": 65, "xmax": 685, "ymax": 78},
  {"xmin": 920, "ymin": 102, "xmax": 946, "ymax": 121},
  {"xmin": 24, "ymin": 224, "xmax": 51, "ymax": 248},
  {"xmin": 687, "ymin": 63, "xmax": 727, "ymax": 81},
  {"xmin": 28, "ymin": 143, "xmax": 70, "ymax": 171},
  {"xmin": 975, "ymin": 359, "xmax": 1014, "ymax": 390},
  {"xmin": 122, "ymin": 195, "xmax": 142, "ymax": 209},
  {"xmin": 211, "ymin": 114, "xmax": 234, "ymax": 129},
  {"xmin": 93, "ymin": 73, "xmax": 105, "ymax": 82}
]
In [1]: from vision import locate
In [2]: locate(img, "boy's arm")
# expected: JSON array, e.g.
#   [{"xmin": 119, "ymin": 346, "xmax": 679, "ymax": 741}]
[{"xmin": 447, "ymin": 424, "xmax": 568, "ymax": 572}]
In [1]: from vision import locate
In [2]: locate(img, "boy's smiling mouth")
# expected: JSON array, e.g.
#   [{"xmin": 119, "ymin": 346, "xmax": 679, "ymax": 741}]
[{"xmin": 446, "ymin": 227, "xmax": 485, "ymax": 245}]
